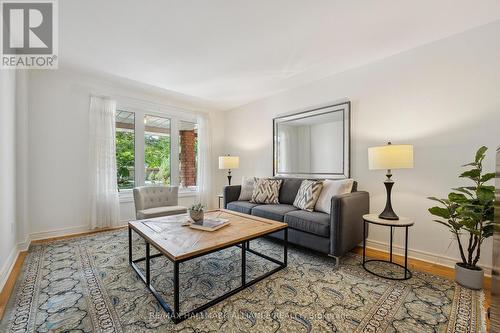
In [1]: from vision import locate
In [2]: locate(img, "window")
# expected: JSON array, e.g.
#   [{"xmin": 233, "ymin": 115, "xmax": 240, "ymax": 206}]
[
  {"xmin": 144, "ymin": 115, "xmax": 171, "ymax": 186},
  {"xmin": 179, "ymin": 121, "xmax": 198, "ymax": 190},
  {"xmin": 114, "ymin": 107, "xmax": 198, "ymax": 194},
  {"xmin": 115, "ymin": 110, "xmax": 135, "ymax": 190}
]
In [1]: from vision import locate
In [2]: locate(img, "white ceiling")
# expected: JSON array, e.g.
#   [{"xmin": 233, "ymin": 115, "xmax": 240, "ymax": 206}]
[{"xmin": 61, "ymin": 0, "xmax": 500, "ymax": 110}]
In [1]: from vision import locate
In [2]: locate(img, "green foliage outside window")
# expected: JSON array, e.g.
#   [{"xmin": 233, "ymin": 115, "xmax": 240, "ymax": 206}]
[
  {"xmin": 116, "ymin": 131, "xmax": 135, "ymax": 190},
  {"xmin": 145, "ymin": 135, "xmax": 171, "ymax": 185},
  {"xmin": 116, "ymin": 132, "xmax": 171, "ymax": 189}
]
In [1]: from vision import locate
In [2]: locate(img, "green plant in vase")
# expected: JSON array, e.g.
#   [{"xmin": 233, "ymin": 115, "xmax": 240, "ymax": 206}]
[
  {"xmin": 189, "ymin": 203, "xmax": 205, "ymax": 223},
  {"xmin": 428, "ymin": 146, "xmax": 494, "ymax": 289}
]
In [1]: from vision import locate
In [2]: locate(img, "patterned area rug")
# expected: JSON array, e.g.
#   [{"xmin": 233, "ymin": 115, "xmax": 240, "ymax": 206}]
[{"xmin": 0, "ymin": 230, "xmax": 485, "ymax": 332}]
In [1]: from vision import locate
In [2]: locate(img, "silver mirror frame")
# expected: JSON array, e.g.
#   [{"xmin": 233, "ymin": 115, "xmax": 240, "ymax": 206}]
[{"xmin": 273, "ymin": 101, "xmax": 350, "ymax": 179}]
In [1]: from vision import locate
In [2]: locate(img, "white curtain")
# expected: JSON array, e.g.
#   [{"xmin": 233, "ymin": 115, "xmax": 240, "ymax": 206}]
[
  {"xmin": 88, "ymin": 96, "xmax": 120, "ymax": 228},
  {"xmin": 196, "ymin": 114, "xmax": 213, "ymax": 208}
]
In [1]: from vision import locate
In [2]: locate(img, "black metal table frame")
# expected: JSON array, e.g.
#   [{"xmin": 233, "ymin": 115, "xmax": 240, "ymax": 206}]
[
  {"xmin": 128, "ymin": 226, "xmax": 288, "ymax": 324},
  {"xmin": 362, "ymin": 219, "xmax": 412, "ymax": 280}
]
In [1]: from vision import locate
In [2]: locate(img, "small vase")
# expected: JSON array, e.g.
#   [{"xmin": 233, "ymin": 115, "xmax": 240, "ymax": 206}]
[
  {"xmin": 189, "ymin": 210, "xmax": 204, "ymax": 223},
  {"xmin": 455, "ymin": 263, "xmax": 484, "ymax": 290}
]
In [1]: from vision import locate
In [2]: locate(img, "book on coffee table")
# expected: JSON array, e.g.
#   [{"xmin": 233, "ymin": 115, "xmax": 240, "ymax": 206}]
[{"xmin": 189, "ymin": 218, "xmax": 230, "ymax": 231}]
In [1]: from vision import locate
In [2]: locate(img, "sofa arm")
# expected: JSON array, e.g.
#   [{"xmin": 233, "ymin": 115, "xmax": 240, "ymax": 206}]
[
  {"xmin": 223, "ymin": 185, "xmax": 241, "ymax": 208},
  {"xmin": 329, "ymin": 191, "xmax": 370, "ymax": 257}
]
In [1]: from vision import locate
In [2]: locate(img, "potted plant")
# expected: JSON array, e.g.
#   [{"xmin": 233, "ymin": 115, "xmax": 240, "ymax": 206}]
[
  {"xmin": 189, "ymin": 203, "xmax": 205, "ymax": 223},
  {"xmin": 428, "ymin": 146, "xmax": 494, "ymax": 289}
]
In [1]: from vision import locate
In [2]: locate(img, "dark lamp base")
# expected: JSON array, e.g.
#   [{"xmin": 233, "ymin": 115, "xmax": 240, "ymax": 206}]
[{"xmin": 379, "ymin": 180, "xmax": 399, "ymax": 220}]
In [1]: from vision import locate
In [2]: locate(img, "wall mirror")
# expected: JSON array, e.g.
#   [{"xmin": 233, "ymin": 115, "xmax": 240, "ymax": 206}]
[{"xmin": 273, "ymin": 102, "xmax": 350, "ymax": 179}]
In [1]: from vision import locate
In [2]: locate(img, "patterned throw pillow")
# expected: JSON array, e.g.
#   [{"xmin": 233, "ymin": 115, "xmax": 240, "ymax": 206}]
[
  {"xmin": 238, "ymin": 176, "xmax": 257, "ymax": 201},
  {"xmin": 250, "ymin": 178, "xmax": 283, "ymax": 204},
  {"xmin": 293, "ymin": 180, "xmax": 324, "ymax": 212}
]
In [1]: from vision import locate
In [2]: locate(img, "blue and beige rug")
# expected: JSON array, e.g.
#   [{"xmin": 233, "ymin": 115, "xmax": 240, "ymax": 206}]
[{"xmin": 0, "ymin": 230, "xmax": 485, "ymax": 332}]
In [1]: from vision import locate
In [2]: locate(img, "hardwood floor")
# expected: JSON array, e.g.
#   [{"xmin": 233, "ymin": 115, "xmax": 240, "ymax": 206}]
[
  {"xmin": 0, "ymin": 251, "xmax": 27, "ymax": 320},
  {"xmin": 0, "ymin": 228, "xmax": 492, "ymax": 328}
]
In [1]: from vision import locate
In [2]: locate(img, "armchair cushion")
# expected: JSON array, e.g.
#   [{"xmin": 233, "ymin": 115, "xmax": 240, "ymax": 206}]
[{"xmin": 137, "ymin": 206, "xmax": 187, "ymax": 219}]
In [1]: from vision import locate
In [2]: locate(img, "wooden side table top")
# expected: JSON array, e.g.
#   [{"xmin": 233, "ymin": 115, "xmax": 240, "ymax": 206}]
[{"xmin": 362, "ymin": 214, "xmax": 414, "ymax": 227}]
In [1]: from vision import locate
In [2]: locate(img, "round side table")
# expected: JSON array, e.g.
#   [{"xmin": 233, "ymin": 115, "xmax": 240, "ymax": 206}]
[{"xmin": 362, "ymin": 214, "xmax": 414, "ymax": 280}]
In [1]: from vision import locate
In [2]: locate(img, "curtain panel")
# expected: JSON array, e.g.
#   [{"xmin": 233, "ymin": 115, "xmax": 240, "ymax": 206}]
[
  {"xmin": 196, "ymin": 114, "xmax": 213, "ymax": 208},
  {"xmin": 88, "ymin": 96, "xmax": 120, "ymax": 228}
]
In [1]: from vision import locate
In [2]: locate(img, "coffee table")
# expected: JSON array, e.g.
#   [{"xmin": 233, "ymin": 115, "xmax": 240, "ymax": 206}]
[{"xmin": 128, "ymin": 209, "xmax": 288, "ymax": 323}]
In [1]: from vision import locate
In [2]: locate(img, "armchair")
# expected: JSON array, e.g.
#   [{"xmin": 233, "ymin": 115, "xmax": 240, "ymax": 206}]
[{"xmin": 133, "ymin": 186, "xmax": 187, "ymax": 220}]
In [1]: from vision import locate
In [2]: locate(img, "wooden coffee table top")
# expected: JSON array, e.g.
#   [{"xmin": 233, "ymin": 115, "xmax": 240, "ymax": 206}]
[{"xmin": 129, "ymin": 209, "xmax": 287, "ymax": 261}]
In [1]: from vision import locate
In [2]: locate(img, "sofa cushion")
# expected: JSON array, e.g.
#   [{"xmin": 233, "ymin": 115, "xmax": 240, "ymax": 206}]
[
  {"xmin": 293, "ymin": 180, "xmax": 323, "ymax": 212},
  {"xmin": 315, "ymin": 179, "xmax": 354, "ymax": 213},
  {"xmin": 226, "ymin": 201, "xmax": 259, "ymax": 214},
  {"xmin": 238, "ymin": 176, "xmax": 257, "ymax": 201},
  {"xmin": 284, "ymin": 210, "xmax": 330, "ymax": 237},
  {"xmin": 137, "ymin": 205, "xmax": 187, "ymax": 220},
  {"xmin": 251, "ymin": 178, "xmax": 282, "ymax": 204},
  {"xmin": 276, "ymin": 178, "xmax": 304, "ymax": 205},
  {"xmin": 251, "ymin": 204, "xmax": 298, "ymax": 222}
]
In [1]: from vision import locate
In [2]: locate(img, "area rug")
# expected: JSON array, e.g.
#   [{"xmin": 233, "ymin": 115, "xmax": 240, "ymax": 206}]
[{"xmin": 0, "ymin": 229, "xmax": 485, "ymax": 332}]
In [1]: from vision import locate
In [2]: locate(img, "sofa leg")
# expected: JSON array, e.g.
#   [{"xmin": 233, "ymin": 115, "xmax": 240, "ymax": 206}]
[{"xmin": 328, "ymin": 254, "xmax": 340, "ymax": 267}]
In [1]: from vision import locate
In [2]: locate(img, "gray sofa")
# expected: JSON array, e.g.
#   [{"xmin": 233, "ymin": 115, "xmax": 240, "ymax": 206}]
[{"xmin": 224, "ymin": 178, "xmax": 369, "ymax": 265}]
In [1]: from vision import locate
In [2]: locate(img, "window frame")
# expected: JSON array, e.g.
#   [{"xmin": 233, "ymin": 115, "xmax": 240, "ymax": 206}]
[{"xmin": 115, "ymin": 100, "xmax": 198, "ymax": 199}]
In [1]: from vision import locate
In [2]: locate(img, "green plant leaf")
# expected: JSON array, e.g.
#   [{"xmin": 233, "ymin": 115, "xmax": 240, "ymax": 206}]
[
  {"xmin": 459, "ymin": 169, "xmax": 480, "ymax": 180},
  {"xmin": 429, "ymin": 207, "xmax": 450, "ymax": 219},
  {"xmin": 475, "ymin": 146, "xmax": 488, "ymax": 163},
  {"xmin": 448, "ymin": 192, "xmax": 468, "ymax": 203},
  {"xmin": 427, "ymin": 197, "xmax": 449, "ymax": 205},
  {"xmin": 432, "ymin": 219, "xmax": 451, "ymax": 228},
  {"xmin": 477, "ymin": 186, "xmax": 495, "ymax": 202},
  {"xmin": 480, "ymin": 173, "xmax": 495, "ymax": 183},
  {"xmin": 452, "ymin": 187, "xmax": 473, "ymax": 197},
  {"xmin": 483, "ymin": 224, "xmax": 494, "ymax": 238}
]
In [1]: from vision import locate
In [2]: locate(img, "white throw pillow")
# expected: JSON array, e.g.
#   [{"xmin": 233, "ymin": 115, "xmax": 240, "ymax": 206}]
[
  {"xmin": 314, "ymin": 179, "xmax": 354, "ymax": 214},
  {"xmin": 238, "ymin": 176, "xmax": 257, "ymax": 201}
]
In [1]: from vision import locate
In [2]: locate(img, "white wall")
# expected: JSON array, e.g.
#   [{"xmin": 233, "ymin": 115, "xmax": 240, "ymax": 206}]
[
  {"xmin": 27, "ymin": 68, "xmax": 219, "ymax": 238},
  {"xmin": 221, "ymin": 21, "xmax": 500, "ymax": 270},
  {"xmin": 16, "ymin": 71, "xmax": 30, "ymax": 249},
  {"xmin": 0, "ymin": 70, "xmax": 19, "ymax": 288}
]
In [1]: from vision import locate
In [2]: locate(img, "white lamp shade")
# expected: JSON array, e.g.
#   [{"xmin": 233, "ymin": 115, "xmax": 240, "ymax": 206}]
[
  {"xmin": 219, "ymin": 156, "xmax": 239, "ymax": 169},
  {"xmin": 368, "ymin": 144, "xmax": 414, "ymax": 170}
]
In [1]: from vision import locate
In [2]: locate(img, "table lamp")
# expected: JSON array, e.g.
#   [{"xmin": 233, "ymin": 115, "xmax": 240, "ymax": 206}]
[
  {"xmin": 368, "ymin": 142, "xmax": 413, "ymax": 220},
  {"xmin": 219, "ymin": 155, "xmax": 239, "ymax": 185}
]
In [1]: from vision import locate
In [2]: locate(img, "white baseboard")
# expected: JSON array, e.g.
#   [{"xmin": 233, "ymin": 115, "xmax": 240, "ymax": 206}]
[
  {"xmin": 29, "ymin": 225, "xmax": 94, "ymax": 241},
  {"xmin": 365, "ymin": 238, "xmax": 492, "ymax": 277},
  {"xmin": 17, "ymin": 235, "xmax": 31, "ymax": 252},
  {"xmin": 0, "ymin": 246, "xmax": 20, "ymax": 291}
]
